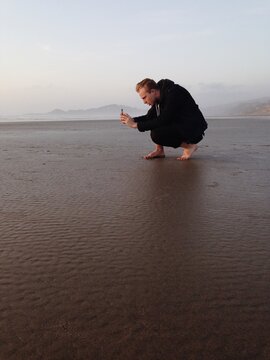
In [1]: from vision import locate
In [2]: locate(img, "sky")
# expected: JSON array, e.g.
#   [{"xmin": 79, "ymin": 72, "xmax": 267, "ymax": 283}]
[{"xmin": 1, "ymin": 0, "xmax": 270, "ymax": 115}]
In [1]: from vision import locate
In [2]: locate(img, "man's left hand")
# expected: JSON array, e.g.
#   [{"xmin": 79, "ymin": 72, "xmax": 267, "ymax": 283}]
[{"xmin": 120, "ymin": 113, "xmax": 137, "ymax": 128}]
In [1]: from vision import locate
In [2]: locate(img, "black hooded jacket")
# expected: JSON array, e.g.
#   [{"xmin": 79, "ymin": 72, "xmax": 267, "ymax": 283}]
[{"xmin": 134, "ymin": 79, "xmax": 208, "ymax": 139}]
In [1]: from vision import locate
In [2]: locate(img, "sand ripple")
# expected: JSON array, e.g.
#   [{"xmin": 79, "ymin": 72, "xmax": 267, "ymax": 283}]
[{"xmin": 0, "ymin": 119, "xmax": 270, "ymax": 359}]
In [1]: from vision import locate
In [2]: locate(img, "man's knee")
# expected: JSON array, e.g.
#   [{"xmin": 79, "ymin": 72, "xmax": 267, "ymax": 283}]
[
  {"xmin": 150, "ymin": 129, "xmax": 163, "ymax": 145},
  {"xmin": 150, "ymin": 128, "xmax": 182, "ymax": 148}
]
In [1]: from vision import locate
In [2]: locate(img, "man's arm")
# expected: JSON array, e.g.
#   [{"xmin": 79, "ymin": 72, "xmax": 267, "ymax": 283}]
[
  {"xmin": 133, "ymin": 106, "xmax": 156, "ymax": 123},
  {"xmin": 133, "ymin": 114, "xmax": 147, "ymax": 123}
]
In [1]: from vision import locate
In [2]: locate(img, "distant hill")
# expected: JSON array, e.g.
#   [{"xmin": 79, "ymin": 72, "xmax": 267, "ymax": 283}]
[
  {"xmin": 48, "ymin": 99, "xmax": 270, "ymax": 118},
  {"xmin": 45, "ymin": 104, "xmax": 145, "ymax": 119},
  {"xmin": 23, "ymin": 98, "xmax": 270, "ymax": 120},
  {"xmin": 204, "ymin": 98, "xmax": 270, "ymax": 116}
]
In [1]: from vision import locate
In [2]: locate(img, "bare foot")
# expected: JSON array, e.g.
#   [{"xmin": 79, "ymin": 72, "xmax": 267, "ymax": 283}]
[
  {"xmin": 177, "ymin": 144, "xmax": 198, "ymax": 160},
  {"xmin": 143, "ymin": 148, "xmax": 165, "ymax": 160}
]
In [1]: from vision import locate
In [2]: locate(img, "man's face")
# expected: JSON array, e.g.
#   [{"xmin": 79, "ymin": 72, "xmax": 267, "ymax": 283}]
[{"xmin": 138, "ymin": 87, "xmax": 159, "ymax": 106}]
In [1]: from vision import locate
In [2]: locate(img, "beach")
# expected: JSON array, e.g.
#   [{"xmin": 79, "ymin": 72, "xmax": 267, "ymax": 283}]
[{"xmin": 1, "ymin": 118, "xmax": 270, "ymax": 359}]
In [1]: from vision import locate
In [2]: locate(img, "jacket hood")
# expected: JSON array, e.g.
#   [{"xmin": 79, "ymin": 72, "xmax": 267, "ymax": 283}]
[{"xmin": 157, "ymin": 79, "xmax": 175, "ymax": 101}]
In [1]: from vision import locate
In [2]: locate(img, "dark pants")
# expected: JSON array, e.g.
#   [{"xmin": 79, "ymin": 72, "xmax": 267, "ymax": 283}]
[{"xmin": 150, "ymin": 124, "xmax": 204, "ymax": 148}]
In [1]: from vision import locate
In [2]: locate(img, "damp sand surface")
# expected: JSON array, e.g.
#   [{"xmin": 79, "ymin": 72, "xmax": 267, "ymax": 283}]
[{"xmin": 0, "ymin": 118, "xmax": 270, "ymax": 360}]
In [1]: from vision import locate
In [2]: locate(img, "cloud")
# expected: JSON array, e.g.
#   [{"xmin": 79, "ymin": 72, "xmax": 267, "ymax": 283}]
[
  {"xmin": 194, "ymin": 82, "xmax": 264, "ymax": 107},
  {"xmin": 197, "ymin": 82, "xmax": 244, "ymax": 93},
  {"xmin": 38, "ymin": 43, "xmax": 52, "ymax": 53},
  {"xmin": 246, "ymin": 3, "xmax": 270, "ymax": 15}
]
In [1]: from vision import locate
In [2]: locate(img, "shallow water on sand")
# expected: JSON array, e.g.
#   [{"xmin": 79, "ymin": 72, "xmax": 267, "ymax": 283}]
[{"xmin": 0, "ymin": 118, "xmax": 270, "ymax": 359}]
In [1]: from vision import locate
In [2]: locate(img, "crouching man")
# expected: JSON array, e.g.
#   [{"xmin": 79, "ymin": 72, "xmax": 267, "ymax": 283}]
[{"xmin": 120, "ymin": 78, "xmax": 208, "ymax": 160}]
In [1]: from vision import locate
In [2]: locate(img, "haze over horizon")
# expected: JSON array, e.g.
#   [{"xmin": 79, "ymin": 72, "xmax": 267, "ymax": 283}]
[{"xmin": 1, "ymin": 0, "xmax": 270, "ymax": 115}]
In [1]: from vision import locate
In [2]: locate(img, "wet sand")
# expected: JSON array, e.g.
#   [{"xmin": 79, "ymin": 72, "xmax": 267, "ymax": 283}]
[{"xmin": 0, "ymin": 118, "xmax": 270, "ymax": 359}]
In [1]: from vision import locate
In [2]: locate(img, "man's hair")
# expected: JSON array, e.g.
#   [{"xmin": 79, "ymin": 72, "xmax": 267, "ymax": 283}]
[{"xmin": 136, "ymin": 78, "xmax": 159, "ymax": 93}]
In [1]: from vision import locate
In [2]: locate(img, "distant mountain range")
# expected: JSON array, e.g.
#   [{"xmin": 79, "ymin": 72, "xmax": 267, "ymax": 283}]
[
  {"xmin": 23, "ymin": 98, "xmax": 270, "ymax": 119},
  {"xmin": 44, "ymin": 104, "xmax": 145, "ymax": 119},
  {"xmin": 203, "ymin": 97, "xmax": 270, "ymax": 116}
]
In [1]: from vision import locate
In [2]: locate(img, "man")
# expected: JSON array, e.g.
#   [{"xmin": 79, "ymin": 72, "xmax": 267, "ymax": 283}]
[{"xmin": 120, "ymin": 78, "xmax": 208, "ymax": 160}]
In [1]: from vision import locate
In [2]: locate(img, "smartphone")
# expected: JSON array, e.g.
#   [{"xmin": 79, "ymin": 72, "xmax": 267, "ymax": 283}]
[{"xmin": 121, "ymin": 108, "xmax": 123, "ymax": 115}]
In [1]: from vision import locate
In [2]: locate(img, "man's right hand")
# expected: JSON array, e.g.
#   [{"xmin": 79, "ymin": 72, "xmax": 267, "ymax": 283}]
[{"xmin": 120, "ymin": 113, "xmax": 137, "ymax": 129}]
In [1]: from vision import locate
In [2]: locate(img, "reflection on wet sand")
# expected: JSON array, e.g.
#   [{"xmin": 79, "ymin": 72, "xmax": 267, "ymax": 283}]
[{"xmin": 0, "ymin": 119, "xmax": 270, "ymax": 359}]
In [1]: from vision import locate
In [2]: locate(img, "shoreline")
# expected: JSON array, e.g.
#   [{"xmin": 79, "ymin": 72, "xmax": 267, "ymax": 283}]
[{"xmin": 0, "ymin": 114, "xmax": 270, "ymax": 124}]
